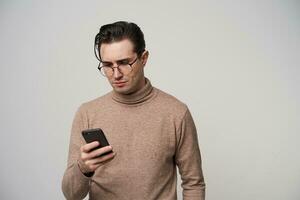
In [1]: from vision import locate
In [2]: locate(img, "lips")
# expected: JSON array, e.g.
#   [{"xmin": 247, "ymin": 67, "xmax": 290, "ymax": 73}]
[{"xmin": 113, "ymin": 81, "xmax": 127, "ymax": 87}]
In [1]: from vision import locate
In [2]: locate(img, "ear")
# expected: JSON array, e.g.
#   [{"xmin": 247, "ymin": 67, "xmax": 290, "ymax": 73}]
[{"xmin": 141, "ymin": 50, "xmax": 149, "ymax": 66}]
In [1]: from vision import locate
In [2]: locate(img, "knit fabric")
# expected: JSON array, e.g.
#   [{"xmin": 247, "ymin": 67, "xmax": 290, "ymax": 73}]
[{"xmin": 62, "ymin": 78, "xmax": 205, "ymax": 200}]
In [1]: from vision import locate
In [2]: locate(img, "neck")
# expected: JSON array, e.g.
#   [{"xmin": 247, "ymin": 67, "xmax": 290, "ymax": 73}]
[{"xmin": 111, "ymin": 77, "xmax": 156, "ymax": 105}]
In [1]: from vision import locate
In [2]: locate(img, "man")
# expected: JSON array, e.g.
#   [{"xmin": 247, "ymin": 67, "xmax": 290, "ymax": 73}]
[{"xmin": 62, "ymin": 21, "xmax": 205, "ymax": 200}]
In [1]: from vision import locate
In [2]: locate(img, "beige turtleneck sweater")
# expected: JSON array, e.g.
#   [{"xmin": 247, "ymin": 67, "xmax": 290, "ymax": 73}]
[{"xmin": 62, "ymin": 78, "xmax": 205, "ymax": 200}]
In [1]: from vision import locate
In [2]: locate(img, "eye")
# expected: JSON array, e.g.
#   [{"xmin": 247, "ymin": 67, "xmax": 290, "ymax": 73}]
[
  {"xmin": 102, "ymin": 62, "xmax": 112, "ymax": 67},
  {"xmin": 117, "ymin": 60, "xmax": 129, "ymax": 65}
]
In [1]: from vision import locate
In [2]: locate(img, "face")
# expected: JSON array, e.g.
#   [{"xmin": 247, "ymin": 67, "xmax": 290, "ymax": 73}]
[{"xmin": 100, "ymin": 39, "xmax": 149, "ymax": 95}]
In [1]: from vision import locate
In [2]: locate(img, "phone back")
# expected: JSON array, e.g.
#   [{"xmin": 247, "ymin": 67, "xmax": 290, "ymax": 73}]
[{"xmin": 82, "ymin": 128, "xmax": 110, "ymax": 147}]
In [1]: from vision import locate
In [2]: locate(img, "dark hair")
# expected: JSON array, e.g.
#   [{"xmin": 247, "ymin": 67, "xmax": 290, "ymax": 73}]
[{"xmin": 94, "ymin": 21, "xmax": 146, "ymax": 60}]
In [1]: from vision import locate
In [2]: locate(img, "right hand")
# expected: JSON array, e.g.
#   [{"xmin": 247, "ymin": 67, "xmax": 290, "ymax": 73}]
[{"xmin": 78, "ymin": 141, "xmax": 115, "ymax": 173}]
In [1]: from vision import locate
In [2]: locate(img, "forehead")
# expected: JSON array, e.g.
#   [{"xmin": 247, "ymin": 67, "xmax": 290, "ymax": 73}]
[{"xmin": 100, "ymin": 39, "xmax": 135, "ymax": 61}]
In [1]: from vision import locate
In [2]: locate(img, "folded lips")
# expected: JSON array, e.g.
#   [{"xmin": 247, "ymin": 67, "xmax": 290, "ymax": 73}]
[{"xmin": 114, "ymin": 81, "xmax": 127, "ymax": 84}]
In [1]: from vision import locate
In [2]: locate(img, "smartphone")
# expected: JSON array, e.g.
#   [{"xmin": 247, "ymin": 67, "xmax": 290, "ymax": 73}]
[{"xmin": 81, "ymin": 128, "xmax": 113, "ymax": 156}]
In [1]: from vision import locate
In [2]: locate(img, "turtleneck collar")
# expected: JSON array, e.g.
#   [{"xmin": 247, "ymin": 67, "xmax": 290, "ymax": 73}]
[{"xmin": 111, "ymin": 78, "xmax": 156, "ymax": 105}]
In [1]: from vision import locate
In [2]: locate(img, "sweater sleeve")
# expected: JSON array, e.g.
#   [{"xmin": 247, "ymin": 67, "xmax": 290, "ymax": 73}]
[
  {"xmin": 175, "ymin": 108, "xmax": 206, "ymax": 200},
  {"xmin": 62, "ymin": 105, "xmax": 91, "ymax": 200}
]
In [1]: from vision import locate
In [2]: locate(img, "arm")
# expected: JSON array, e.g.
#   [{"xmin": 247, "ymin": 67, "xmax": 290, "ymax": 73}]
[
  {"xmin": 62, "ymin": 105, "xmax": 91, "ymax": 200},
  {"xmin": 175, "ymin": 108, "xmax": 206, "ymax": 200}
]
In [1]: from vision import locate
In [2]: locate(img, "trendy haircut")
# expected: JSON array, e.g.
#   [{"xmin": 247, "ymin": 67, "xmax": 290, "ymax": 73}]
[{"xmin": 94, "ymin": 21, "xmax": 146, "ymax": 61}]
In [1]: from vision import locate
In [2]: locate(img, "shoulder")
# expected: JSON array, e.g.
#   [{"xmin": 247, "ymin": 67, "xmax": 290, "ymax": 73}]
[
  {"xmin": 153, "ymin": 87, "xmax": 189, "ymax": 118},
  {"xmin": 76, "ymin": 91, "xmax": 112, "ymax": 114}
]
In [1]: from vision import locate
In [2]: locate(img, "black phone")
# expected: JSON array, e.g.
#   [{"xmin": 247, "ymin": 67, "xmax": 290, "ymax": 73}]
[{"xmin": 81, "ymin": 128, "xmax": 113, "ymax": 156}]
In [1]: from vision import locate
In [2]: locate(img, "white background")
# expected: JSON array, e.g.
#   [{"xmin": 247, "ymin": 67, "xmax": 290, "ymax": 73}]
[{"xmin": 0, "ymin": 0, "xmax": 299, "ymax": 199}]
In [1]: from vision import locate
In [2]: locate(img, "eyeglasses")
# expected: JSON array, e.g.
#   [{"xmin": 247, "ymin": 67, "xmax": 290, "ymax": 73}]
[{"xmin": 98, "ymin": 57, "xmax": 138, "ymax": 77}]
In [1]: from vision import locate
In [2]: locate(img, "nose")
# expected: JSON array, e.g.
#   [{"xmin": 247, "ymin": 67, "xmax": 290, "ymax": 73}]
[{"xmin": 113, "ymin": 66, "xmax": 123, "ymax": 79}]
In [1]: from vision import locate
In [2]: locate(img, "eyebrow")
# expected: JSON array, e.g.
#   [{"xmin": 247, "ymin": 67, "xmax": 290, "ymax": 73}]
[{"xmin": 101, "ymin": 57, "xmax": 132, "ymax": 63}]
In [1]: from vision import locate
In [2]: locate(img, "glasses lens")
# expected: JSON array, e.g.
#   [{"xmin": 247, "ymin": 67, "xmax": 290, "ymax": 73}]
[
  {"xmin": 102, "ymin": 67, "xmax": 114, "ymax": 77},
  {"xmin": 98, "ymin": 62, "xmax": 134, "ymax": 77},
  {"xmin": 98, "ymin": 63, "xmax": 110, "ymax": 77},
  {"xmin": 119, "ymin": 64, "xmax": 132, "ymax": 75}
]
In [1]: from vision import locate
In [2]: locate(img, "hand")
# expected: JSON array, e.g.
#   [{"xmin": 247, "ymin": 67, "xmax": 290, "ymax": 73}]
[{"xmin": 78, "ymin": 141, "xmax": 115, "ymax": 174}]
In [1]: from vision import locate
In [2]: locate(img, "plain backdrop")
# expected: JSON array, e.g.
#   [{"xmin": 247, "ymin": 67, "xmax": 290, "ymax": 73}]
[{"xmin": 0, "ymin": 0, "xmax": 299, "ymax": 199}]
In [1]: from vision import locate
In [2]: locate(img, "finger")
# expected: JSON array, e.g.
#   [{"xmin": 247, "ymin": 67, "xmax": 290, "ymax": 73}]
[
  {"xmin": 90, "ymin": 146, "xmax": 113, "ymax": 158},
  {"xmin": 84, "ymin": 152, "xmax": 115, "ymax": 168},
  {"xmin": 91, "ymin": 151, "xmax": 115, "ymax": 165},
  {"xmin": 81, "ymin": 141, "xmax": 99, "ymax": 153}
]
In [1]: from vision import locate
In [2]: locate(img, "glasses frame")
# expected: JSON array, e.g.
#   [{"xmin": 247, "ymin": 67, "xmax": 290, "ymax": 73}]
[{"xmin": 97, "ymin": 57, "xmax": 139, "ymax": 77}]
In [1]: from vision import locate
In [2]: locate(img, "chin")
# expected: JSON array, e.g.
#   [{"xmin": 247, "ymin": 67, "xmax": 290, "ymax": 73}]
[{"xmin": 113, "ymin": 86, "xmax": 132, "ymax": 95}]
